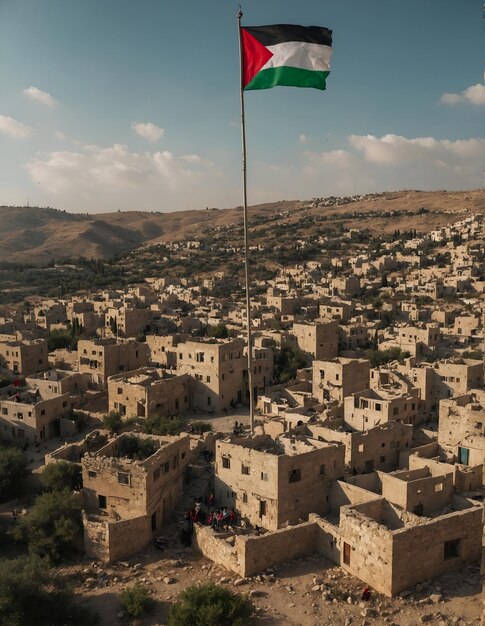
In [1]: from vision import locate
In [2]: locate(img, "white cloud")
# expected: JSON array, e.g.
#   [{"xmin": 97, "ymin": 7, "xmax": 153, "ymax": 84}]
[
  {"xmin": 0, "ymin": 115, "xmax": 33, "ymax": 139},
  {"xmin": 55, "ymin": 130, "xmax": 66, "ymax": 140},
  {"xmin": 23, "ymin": 86, "xmax": 57, "ymax": 108},
  {"xmin": 302, "ymin": 134, "xmax": 485, "ymax": 195},
  {"xmin": 24, "ymin": 143, "xmax": 218, "ymax": 211},
  {"xmin": 440, "ymin": 83, "xmax": 485, "ymax": 106},
  {"xmin": 299, "ymin": 134, "xmax": 308, "ymax": 144},
  {"xmin": 131, "ymin": 121, "xmax": 164, "ymax": 142}
]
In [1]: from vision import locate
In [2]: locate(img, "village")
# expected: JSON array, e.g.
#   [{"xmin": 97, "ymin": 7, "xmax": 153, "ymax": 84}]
[{"xmin": 0, "ymin": 207, "xmax": 483, "ymax": 625}]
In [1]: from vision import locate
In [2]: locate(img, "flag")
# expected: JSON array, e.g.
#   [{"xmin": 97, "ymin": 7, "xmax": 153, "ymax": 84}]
[{"xmin": 241, "ymin": 24, "xmax": 332, "ymax": 91}]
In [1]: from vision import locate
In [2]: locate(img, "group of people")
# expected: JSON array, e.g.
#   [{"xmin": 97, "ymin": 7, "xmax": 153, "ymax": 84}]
[
  {"xmin": 233, "ymin": 421, "xmax": 244, "ymax": 436},
  {"xmin": 180, "ymin": 493, "xmax": 239, "ymax": 546}
]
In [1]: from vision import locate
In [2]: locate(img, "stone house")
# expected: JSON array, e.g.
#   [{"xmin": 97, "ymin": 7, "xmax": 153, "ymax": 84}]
[
  {"xmin": 344, "ymin": 386, "xmax": 419, "ymax": 430},
  {"xmin": 291, "ymin": 320, "xmax": 339, "ymax": 361},
  {"xmin": 107, "ymin": 368, "xmax": 190, "ymax": 419},
  {"xmin": 215, "ymin": 434, "xmax": 345, "ymax": 531},
  {"xmin": 78, "ymin": 338, "xmax": 149, "ymax": 386},
  {"xmin": 0, "ymin": 387, "xmax": 72, "ymax": 443},
  {"xmin": 0, "ymin": 339, "xmax": 48, "ymax": 376},
  {"xmin": 82, "ymin": 432, "xmax": 189, "ymax": 561},
  {"xmin": 312, "ymin": 357, "xmax": 370, "ymax": 403},
  {"xmin": 105, "ymin": 306, "xmax": 153, "ymax": 339}
]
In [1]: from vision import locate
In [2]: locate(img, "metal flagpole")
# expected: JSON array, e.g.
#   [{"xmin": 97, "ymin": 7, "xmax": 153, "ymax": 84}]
[{"xmin": 237, "ymin": 6, "xmax": 255, "ymax": 435}]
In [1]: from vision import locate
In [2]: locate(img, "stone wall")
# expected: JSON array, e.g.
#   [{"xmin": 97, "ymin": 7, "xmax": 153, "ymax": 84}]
[{"xmin": 83, "ymin": 511, "xmax": 151, "ymax": 562}]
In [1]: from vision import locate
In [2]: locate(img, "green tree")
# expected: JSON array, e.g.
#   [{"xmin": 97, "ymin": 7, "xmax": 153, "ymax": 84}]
[
  {"xmin": 40, "ymin": 461, "xmax": 82, "ymax": 492},
  {"xmin": 274, "ymin": 346, "xmax": 308, "ymax": 384},
  {"xmin": 120, "ymin": 584, "xmax": 154, "ymax": 618},
  {"xmin": 168, "ymin": 583, "xmax": 253, "ymax": 626},
  {"xmin": 0, "ymin": 447, "xmax": 29, "ymax": 502},
  {"xmin": 208, "ymin": 323, "xmax": 229, "ymax": 339},
  {"xmin": 15, "ymin": 490, "xmax": 83, "ymax": 563},
  {"xmin": 144, "ymin": 414, "xmax": 186, "ymax": 436},
  {"xmin": 102, "ymin": 410, "xmax": 122, "ymax": 434},
  {"xmin": 0, "ymin": 556, "xmax": 99, "ymax": 626}
]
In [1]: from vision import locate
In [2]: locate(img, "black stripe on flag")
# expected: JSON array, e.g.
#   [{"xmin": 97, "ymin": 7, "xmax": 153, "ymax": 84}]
[{"xmin": 244, "ymin": 24, "xmax": 332, "ymax": 47}]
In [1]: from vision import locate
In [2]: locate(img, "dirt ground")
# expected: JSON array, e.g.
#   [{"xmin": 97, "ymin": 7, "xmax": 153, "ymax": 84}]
[{"xmin": 63, "ymin": 529, "xmax": 483, "ymax": 626}]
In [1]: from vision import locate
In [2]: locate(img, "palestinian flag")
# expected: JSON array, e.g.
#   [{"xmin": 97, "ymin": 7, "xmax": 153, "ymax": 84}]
[{"xmin": 241, "ymin": 24, "xmax": 332, "ymax": 91}]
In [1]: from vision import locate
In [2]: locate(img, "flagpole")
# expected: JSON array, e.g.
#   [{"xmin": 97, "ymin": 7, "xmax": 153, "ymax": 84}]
[{"xmin": 237, "ymin": 6, "xmax": 255, "ymax": 435}]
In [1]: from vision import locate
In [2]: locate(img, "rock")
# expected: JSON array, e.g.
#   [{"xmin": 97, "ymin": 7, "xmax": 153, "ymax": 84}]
[
  {"xmin": 249, "ymin": 590, "xmax": 265, "ymax": 597},
  {"xmin": 430, "ymin": 594, "xmax": 442, "ymax": 604},
  {"xmin": 420, "ymin": 615, "xmax": 434, "ymax": 624},
  {"xmin": 399, "ymin": 589, "xmax": 412, "ymax": 598},
  {"xmin": 233, "ymin": 579, "xmax": 246, "ymax": 587},
  {"xmin": 289, "ymin": 603, "xmax": 295, "ymax": 608},
  {"xmin": 416, "ymin": 583, "xmax": 424, "ymax": 592},
  {"xmin": 163, "ymin": 577, "xmax": 176, "ymax": 585},
  {"xmin": 133, "ymin": 563, "xmax": 142, "ymax": 570},
  {"xmin": 313, "ymin": 577, "xmax": 324, "ymax": 585},
  {"xmin": 220, "ymin": 577, "xmax": 229, "ymax": 584},
  {"xmin": 117, "ymin": 611, "xmax": 125, "ymax": 619},
  {"xmin": 347, "ymin": 596, "xmax": 353, "ymax": 604},
  {"xmin": 312, "ymin": 585, "xmax": 322, "ymax": 592}
]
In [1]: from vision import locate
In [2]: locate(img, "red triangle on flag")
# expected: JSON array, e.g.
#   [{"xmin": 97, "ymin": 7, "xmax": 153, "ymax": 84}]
[{"xmin": 241, "ymin": 29, "xmax": 273, "ymax": 88}]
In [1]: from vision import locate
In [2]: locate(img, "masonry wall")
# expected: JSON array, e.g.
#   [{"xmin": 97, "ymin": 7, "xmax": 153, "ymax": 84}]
[{"xmin": 391, "ymin": 505, "xmax": 483, "ymax": 594}]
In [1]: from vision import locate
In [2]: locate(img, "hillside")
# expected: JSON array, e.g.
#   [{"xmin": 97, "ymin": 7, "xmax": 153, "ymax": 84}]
[{"xmin": 0, "ymin": 189, "xmax": 483, "ymax": 264}]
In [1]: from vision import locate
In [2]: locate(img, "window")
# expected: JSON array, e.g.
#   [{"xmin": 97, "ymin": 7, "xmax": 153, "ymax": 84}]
[
  {"xmin": 222, "ymin": 457, "xmax": 230, "ymax": 469},
  {"xmin": 375, "ymin": 403, "xmax": 381, "ymax": 411},
  {"xmin": 358, "ymin": 444, "xmax": 364, "ymax": 452},
  {"xmin": 117, "ymin": 387, "xmax": 123, "ymax": 394},
  {"xmin": 444, "ymin": 539, "xmax": 460, "ymax": 560},
  {"xmin": 381, "ymin": 442, "xmax": 385, "ymax": 447},
  {"xmin": 17, "ymin": 412, "xmax": 23, "ymax": 420},
  {"xmin": 162, "ymin": 462, "xmax": 170, "ymax": 474},
  {"xmin": 242, "ymin": 492, "xmax": 248, "ymax": 503},
  {"xmin": 435, "ymin": 483, "xmax": 443, "ymax": 492},
  {"xmin": 289, "ymin": 468, "xmax": 301, "ymax": 483},
  {"xmin": 98, "ymin": 495, "xmax": 107, "ymax": 509},
  {"xmin": 153, "ymin": 468, "xmax": 160, "ymax": 481},
  {"xmin": 40, "ymin": 409, "xmax": 45, "ymax": 416},
  {"xmin": 241, "ymin": 464, "xmax": 250, "ymax": 475},
  {"xmin": 319, "ymin": 464, "xmax": 325, "ymax": 475},
  {"xmin": 1, "ymin": 408, "xmax": 7, "ymax": 415},
  {"xmin": 118, "ymin": 472, "xmax": 130, "ymax": 485},
  {"xmin": 259, "ymin": 500, "xmax": 266, "ymax": 517},
  {"xmin": 380, "ymin": 456, "xmax": 385, "ymax": 463},
  {"xmin": 206, "ymin": 376, "xmax": 211, "ymax": 383},
  {"xmin": 196, "ymin": 352, "xmax": 205, "ymax": 362},
  {"xmin": 261, "ymin": 472, "xmax": 268, "ymax": 481},
  {"xmin": 343, "ymin": 542, "xmax": 351, "ymax": 565},
  {"xmin": 393, "ymin": 407, "xmax": 399, "ymax": 415},
  {"xmin": 207, "ymin": 396, "xmax": 211, "ymax": 406}
]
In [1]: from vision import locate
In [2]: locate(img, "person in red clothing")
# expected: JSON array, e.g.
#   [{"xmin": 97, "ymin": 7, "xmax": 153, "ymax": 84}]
[{"xmin": 361, "ymin": 586, "xmax": 371, "ymax": 601}]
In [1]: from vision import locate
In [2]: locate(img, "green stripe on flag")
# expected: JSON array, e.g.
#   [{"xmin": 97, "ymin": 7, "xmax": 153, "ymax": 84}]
[{"xmin": 244, "ymin": 67, "xmax": 330, "ymax": 91}]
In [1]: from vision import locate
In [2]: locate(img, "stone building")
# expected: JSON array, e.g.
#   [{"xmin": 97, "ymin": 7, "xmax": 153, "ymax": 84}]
[
  {"xmin": 292, "ymin": 320, "xmax": 339, "ymax": 361},
  {"xmin": 82, "ymin": 432, "xmax": 189, "ymax": 561},
  {"xmin": 344, "ymin": 386, "xmax": 419, "ymax": 430},
  {"xmin": 105, "ymin": 306, "xmax": 153, "ymax": 339},
  {"xmin": 107, "ymin": 368, "xmax": 190, "ymax": 418},
  {"xmin": 78, "ymin": 338, "xmax": 149, "ymax": 386},
  {"xmin": 438, "ymin": 391, "xmax": 485, "ymax": 469},
  {"xmin": 0, "ymin": 339, "xmax": 48, "ymax": 376},
  {"xmin": 0, "ymin": 386, "xmax": 72, "ymax": 443},
  {"xmin": 175, "ymin": 338, "xmax": 246, "ymax": 411},
  {"xmin": 312, "ymin": 357, "xmax": 370, "ymax": 403},
  {"xmin": 215, "ymin": 434, "xmax": 345, "ymax": 531}
]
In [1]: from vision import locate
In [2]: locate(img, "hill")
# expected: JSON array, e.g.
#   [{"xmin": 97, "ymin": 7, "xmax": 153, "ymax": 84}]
[{"xmin": 0, "ymin": 189, "xmax": 483, "ymax": 264}]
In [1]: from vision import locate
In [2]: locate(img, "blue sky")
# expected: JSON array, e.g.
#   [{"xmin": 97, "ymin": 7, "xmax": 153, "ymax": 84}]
[{"xmin": 0, "ymin": 0, "xmax": 484, "ymax": 213}]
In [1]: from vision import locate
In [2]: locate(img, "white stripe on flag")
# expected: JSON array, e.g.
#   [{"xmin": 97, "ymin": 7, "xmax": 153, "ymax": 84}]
[{"xmin": 261, "ymin": 41, "xmax": 332, "ymax": 73}]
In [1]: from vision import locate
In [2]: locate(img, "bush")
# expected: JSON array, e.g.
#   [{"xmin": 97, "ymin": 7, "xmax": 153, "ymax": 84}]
[
  {"xmin": 0, "ymin": 446, "xmax": 30, "ymax": 502},
  {"xmin": 120, "ymin": 584, "xmax": 154, "ymax": 617},
  {"xmin": 40, "ymin": 461, "xmax": 82, "ymax": 492},
  {"xmin": 364, "ymin": 347, "xmax": 410, "ymax": 368},
  {"xmin": 144, "ymin": 414, "xmax": 186, "ymax": 436},
  {"xmin": 103, "ymin": 411, "xmax": 122, "ymax": 434},
  {"xmin": 0, "ymin": 556, "xmax": 100, "ymax": 626},
  {"xmin": 15, "ymin": 490, "xmax": 83, "ymax": 563},
  {"xmin": 168, "ymin": 583, "xmax": 253, "ymax": 626},
  {"xmin": 208, "ymin": 323, "xmax": 229, "ymax": 339},
  {"xmin": 190, "ymin": 421, "xmax": 212, "ymax": 435},
  {"xmin": 118, "ymin": 436, "xmax": 157, "ymax": 460},
  {"xmin": 274, "ymin": 346, "xmax": 308, "ymax": 384}
]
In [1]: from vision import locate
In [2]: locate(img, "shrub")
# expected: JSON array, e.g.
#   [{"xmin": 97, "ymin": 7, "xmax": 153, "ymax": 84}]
[
  {"xmin": 190, "ymin": 421, "xmax": 212, "ymax": 435},
  {"xmin": 144, "ymin": 414, "xmax": 186, "ymax": 436},
  {"xmin": 168, "ymin": 583, "xmax": 253, "ymax": 626},
  {"xmin": 208, "ymin": 323, "xmax": 229, "ymax": 339},
  {"xmin": 40, "ymin": 461, "xmax": 82, "ymax": 492},
  {"xmin": 15, "ymin": 490, "xmax": 83, "ymax": 563},
  {"xmin": 118, "ymin": 436, "xmax": 157, "ymax": 460},
  {"xmin": 120, "ymin": 584, "xmax": 154, "ymax": 617},
  {"xmin": 103, "ymin": 411, "xmax": 122, "ymax": 434},
  {"xmin": 0, "ymin": 556, "xmax": 100, "ymax": 626},
  {"xmin": 0, "ymin": 446, "xmax": 30, "ymax": 502}
]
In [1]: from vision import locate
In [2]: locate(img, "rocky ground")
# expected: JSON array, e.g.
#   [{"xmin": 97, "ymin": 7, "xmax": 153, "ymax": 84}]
[{"xmin": 64, "ymin": 528, "xmax": 483, "ymax": 626}]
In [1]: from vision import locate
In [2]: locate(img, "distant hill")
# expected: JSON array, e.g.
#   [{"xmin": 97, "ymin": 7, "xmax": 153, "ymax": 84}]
[{"xmin": 0, "ymin": 189, "xmax": 483, "ymax": 264}]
